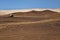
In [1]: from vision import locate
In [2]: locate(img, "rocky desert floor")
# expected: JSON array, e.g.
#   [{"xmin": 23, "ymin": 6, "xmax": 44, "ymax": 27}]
[{"xmin": 0, "ymin": 10, "xmax": 60, "ymax": 40}]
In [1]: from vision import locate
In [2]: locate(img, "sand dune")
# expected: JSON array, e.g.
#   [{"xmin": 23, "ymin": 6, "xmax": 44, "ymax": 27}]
[
  {"xmin": 0, "ymin": 8, "xmax": 60, "ymax": 15},
  {"xmin": 0, "ymin": 9, "xmax": 60, "ymax": 40}
]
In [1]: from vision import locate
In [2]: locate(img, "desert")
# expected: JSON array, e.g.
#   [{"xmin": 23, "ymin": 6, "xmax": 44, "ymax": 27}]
[{"xmin": 0, "ymin": 9, "xmax": 60, "ymax": 40}]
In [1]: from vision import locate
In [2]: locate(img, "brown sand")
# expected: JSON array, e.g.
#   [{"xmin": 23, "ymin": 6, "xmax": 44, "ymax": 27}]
[{"xmin": 0, "ymin": 10, "xmax": 60, "ymax": 40}]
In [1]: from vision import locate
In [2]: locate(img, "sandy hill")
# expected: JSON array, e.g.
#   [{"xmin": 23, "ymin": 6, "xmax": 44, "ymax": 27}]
[
  {"xmin": 0, "ymin": 9, "xmax": 60, "ymax": 40},
  {"xmin": 11, "ymin": 10, "xmax": 60, "ymax": 18},
  {"xmin": 0, "ymin": 18, "xmax": 60, "ymax": 40},
  {"xmin": 0, "ymin": 8, "xmax": 60, "ymax": 15}
]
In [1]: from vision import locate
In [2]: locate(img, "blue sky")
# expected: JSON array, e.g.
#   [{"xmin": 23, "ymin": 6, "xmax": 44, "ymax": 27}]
[{"xmin": 0, "ymin": 0, "xmax": 60, "ymax": 10}]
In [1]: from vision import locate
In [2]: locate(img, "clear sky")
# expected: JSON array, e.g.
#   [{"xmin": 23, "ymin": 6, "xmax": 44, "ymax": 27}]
[{"xmin": 0, "ymin": 0, "xmax": 60, "ymax": 10}]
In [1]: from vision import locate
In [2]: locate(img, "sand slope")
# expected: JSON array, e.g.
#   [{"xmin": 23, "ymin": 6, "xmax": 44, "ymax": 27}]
[{"xmin": 0, "ymin": 10, "xmax": 60, "ymax": 40}]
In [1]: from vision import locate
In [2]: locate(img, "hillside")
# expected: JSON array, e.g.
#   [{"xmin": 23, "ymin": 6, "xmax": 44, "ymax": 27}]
[
  {"xmin": 11, "ymin": 10, "xmax": 60, "ymax": 19},
  {"xmin": 0, "ymin": 20, "xmax": 60, "ymax": 40},
  {"xmin": 0, "ymin": 10, "xmax": 60, "ymax": 40}
]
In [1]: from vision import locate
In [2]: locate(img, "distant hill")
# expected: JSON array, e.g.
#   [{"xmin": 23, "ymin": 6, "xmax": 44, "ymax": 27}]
[
  {"xmin": 0, "ymin": 10, "xmax": 60, "ymax": 17},
  {"xmin": 11, "ymin": 10, "xmax": 60, "ymax": 17}
]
